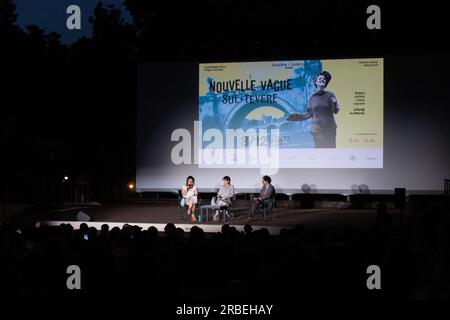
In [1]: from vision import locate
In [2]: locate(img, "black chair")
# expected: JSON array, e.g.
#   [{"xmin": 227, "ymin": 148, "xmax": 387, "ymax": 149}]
[
  {"xmin": 253, "ymin": 189, "xmax": 276, "ymax": 221},
  {"xmin": 260, "ymin": 196, "xmax": 275, "ymax": 221},
  {"xmin": 219, "ymin": 195, "xmax": 236, "ymax": 223}
]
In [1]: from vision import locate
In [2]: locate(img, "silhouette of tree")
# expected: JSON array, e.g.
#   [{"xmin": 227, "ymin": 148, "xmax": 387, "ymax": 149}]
[
  {"xmin": 25, "ymin": 25, "xmax": 46, "ymax": 54},
  {"xmin": 0, "ymin": 0, "xmax": 18, "ymax": 30},
  {"xmin": 45, "ymin": 32, "xmax": 68, "ymax": 61},
  {"xmin": 90, "ymin": 2, "xmax": 124, "ymax": 42},
  {"xmin": 123, "ymin": 0, "xmax": 197, "ymax": 59},
  {"xmin": 0, "ymin": 0, "xmax": 26, "ymax": 56},
  {"xmin": 84, "ymin": 1, "xmax": 136, "ymax": 60}
]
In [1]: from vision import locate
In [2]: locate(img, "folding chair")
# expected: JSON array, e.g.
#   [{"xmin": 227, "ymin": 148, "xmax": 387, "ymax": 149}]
[
  {"xmin": 260, "ymin": 196, "xmax": 275, "ymax": 221},
  {"xmin": 178, "ymin": 190, "xmax": 201, "ymax": 220}
]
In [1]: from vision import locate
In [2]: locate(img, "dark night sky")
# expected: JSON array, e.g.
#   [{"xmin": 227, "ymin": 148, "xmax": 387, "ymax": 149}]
[{"xmin": 15, "ymin": 0, "xmax": 131, "ymax": 43}]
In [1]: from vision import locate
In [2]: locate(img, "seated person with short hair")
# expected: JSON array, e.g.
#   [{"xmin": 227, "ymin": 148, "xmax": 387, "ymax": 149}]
[
  {"xmin": 213, "ymin": 176, "xmax": 235, "ymax": 221},
  {"xmin": 247, "ymin": 175, "xmax": 275, "ymax": 223}
]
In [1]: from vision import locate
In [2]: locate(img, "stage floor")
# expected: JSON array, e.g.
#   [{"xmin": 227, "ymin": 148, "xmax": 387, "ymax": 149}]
[{"xmin": 36, "ymin": 203, "xmax": 397, "ymax": 234}]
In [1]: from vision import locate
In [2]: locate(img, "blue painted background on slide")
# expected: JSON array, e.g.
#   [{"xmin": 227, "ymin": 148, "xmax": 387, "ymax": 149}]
[{"xmin": 199, "ymin": 60, "xmax": 323, "ymax": 149}]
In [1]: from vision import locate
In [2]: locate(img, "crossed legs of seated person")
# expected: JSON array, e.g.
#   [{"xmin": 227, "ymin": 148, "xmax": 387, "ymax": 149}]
[
  {"xmin": 213, "ymin": 198, "xmax": 228, "ymax": 221},
  {"xmin": 247, "ymin": 197, "xmax": 263, "ymax": 222},
  {"xmin": 186, "ymin": 197, "xmax": 197, "ymax": 222}
]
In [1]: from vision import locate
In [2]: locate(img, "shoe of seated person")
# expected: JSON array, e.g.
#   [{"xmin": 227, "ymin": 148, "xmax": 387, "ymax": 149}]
[{"xmin": 213, "ymin": 211, "xmax": 219, "ymax": 221}]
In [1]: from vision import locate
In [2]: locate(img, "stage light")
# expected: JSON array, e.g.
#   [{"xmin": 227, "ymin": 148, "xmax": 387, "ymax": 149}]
[
  {"xmin": 128, "ymin": 183, "xmax": 134, "ymax": 190},
  {"xmin": 64, "ymin": 176, "xmax": 69, "ymax": 181}
]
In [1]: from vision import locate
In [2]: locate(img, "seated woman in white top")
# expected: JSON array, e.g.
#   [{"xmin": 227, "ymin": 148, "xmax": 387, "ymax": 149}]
[
  {"xmin": 213, "ymin": 176, "xmax": 235, "ymax": 221},
  {"xmin": 181, "ymin": 175, "xmax": 198, "ymax": 222}
]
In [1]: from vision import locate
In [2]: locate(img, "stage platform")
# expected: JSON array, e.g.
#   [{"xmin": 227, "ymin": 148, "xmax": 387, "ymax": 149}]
[{"xmin": 34, "ymin": 203, "xmax": 399, "ymax": 234}]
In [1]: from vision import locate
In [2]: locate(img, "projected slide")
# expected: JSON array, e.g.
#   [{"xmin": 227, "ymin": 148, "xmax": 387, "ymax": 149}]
[{"xmin": 199, "ymin": 59, "xmax": 383, "ymax": 168}]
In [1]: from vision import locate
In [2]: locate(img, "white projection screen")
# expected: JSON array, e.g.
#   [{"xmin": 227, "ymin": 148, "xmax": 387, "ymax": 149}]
[{"xmin": 137, "ymin": 56, "xmax": 449, "ymax": 193}]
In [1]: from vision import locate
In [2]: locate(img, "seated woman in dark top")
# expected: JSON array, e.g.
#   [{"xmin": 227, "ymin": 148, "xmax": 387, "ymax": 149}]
[
  {"xmin": 247, "ymin": 175, "xmax": 275, "ymax": 223},
  {"xmin": 287, "ymin": 71, "xmax": 340, "ymax": 148}
]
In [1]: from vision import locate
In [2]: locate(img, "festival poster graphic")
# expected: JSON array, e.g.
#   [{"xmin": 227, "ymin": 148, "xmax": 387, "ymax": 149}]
[{"xmin": 198, "ymin": 59, "xmax": 383, "ymax": 168}]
